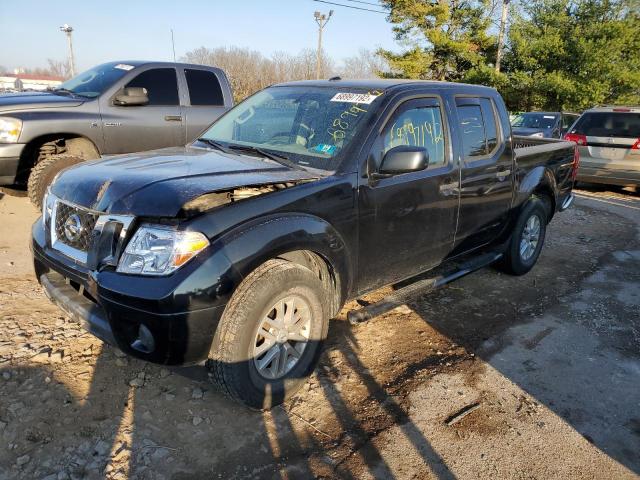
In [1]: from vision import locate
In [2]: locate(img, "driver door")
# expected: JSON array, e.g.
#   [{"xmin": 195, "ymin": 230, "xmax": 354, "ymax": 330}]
[
  {"xmin": 100, "ymin": 67, "xmax": 185, "ymax": 154},
  {"xmin": 357, "ymin": 97, "xmax": 459, "ymax": 292}
]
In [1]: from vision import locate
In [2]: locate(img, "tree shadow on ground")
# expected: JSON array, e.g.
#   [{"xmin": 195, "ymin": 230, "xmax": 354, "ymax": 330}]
[{"xmin": 0, "ymin": 323, "xmax": 456, "ymax": 479}]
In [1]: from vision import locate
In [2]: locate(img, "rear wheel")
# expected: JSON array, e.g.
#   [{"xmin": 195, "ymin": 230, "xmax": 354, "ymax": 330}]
[
  {"xmin": 500, "ymin": 196, "xmax": 548, "ymax": 275},
  {"xmin": 207, "ymin": 259, "xmax": 330, "ymax": 409},
  {"xmin": 27, "ymin": 154, "xmax": 84, "ymax": 209}
]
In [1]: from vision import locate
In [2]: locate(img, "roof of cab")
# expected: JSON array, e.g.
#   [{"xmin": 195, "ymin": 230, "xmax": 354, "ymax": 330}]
[
  {"xmin": 97, "ymin": 60, "xmax": 226, "ymax": 71},
  {"xmin": 274, "ymin": 78, "xmax": 498, "ymax": 93}
]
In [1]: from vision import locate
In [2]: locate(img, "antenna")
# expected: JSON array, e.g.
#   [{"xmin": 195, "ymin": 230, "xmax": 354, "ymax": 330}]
[{"xmin": 171, "ymin": 29, "xmax": 176, "ymax": 62}]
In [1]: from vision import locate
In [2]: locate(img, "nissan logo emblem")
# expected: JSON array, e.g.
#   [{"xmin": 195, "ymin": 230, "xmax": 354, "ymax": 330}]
[{"xmin": 63, "ymin": 213, "xmax": 83, "ymax": 243}]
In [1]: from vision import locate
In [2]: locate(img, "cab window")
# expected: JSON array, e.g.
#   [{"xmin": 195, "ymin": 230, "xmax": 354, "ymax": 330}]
[
  {"xmin": 184, "ymin": 69, "xmax": 224, "ymax": 106},
  {"xmin": 125, "ymin": 68, "xmax": 179, "ymax": 106},
  {"xmin": 456, "ymin": 97, "xmax": 499, "ymax": 159},
  {"xmin": 383, "ymin": 105, "xmax": 446, "ymax": 166}
]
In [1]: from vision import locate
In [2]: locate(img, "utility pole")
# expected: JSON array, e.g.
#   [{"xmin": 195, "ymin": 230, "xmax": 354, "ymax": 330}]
[
  {"xmin": 314, "ymin": 10, "xmax": 333, "ymax": 80},
  {"xmin": 495, "ymin": 0, "xmax": 510, "ymax": 73},
  {"xmin": 59, "ymin": 24, "xmax": 76, "ymax": 77}
]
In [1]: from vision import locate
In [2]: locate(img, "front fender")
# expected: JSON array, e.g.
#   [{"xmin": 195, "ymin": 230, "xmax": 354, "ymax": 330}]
[{"xmin": 216, "ymin": 213, "xmax": 352, "ymax": 307}]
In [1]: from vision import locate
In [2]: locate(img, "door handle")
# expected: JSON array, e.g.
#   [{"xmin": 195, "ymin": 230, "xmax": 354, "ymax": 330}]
[
  {"xmin": 439, "ymin": 179, "xmax": 459, "ymax": 195},
  {"xmin": 496, "ymin": 169, "xmax": 511, "ymax": 180},
  {"xmin": 164, "ymin": 115, "xmax": 182, "ymax": 122}
]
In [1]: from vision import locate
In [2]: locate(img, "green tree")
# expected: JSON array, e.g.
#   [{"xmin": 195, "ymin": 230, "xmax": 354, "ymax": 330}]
[
  {"xmin": 379, "ymin": 0, "xmax": 497, "ymax": 81},
  {"xmin": 498, "ymin": 0, "xmax": 640, "ymax": 111}
]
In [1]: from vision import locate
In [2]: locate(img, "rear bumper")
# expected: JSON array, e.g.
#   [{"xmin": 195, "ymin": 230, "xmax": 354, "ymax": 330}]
[
  {"xmin": 577, "ymin": 166, "xmax": 640, "ymax": 187},
  {"xmin": 0, "ymin": 143, "xmax": 25, "ymax": 185},
  {"xmin": 32, "ymin": 219, "xmax": 225, "ymax": 366}
]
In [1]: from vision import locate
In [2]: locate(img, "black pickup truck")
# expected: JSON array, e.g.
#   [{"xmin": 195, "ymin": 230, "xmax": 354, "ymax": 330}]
[{"xmin": 32, "ymin": 80, "xmax": 577, "ymax": 409}]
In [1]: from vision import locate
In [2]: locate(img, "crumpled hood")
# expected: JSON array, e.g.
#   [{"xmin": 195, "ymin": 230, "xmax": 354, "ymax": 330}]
[
  {"xmin": 0, "ymin": 91, "xmax": 84, "ymax": 112},
  {"xmin": 51, "ymin": 146, "xmax": 319, "ymax": 216},
  {"xmin": 512, "ymin": 127, "xmax": 550, "ymax": 138}
]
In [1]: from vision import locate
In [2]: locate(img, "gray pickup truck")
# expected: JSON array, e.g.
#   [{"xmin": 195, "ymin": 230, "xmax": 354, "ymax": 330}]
[{"xmin": 0, "ymin": 61, "xmax": 233, "ymax": 207}]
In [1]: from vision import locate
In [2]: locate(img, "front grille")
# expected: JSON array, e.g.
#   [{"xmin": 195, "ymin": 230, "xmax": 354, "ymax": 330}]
[{"xmin": 54, "ymin": 201, "xmax": 99, "ymax": 252}]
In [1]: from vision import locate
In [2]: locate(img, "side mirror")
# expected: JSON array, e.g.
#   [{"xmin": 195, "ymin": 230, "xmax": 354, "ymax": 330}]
[
  {"xmin": 378, "ymin": 146, "xmax": 429, "ymax": 175},
  {"xmin": 114, "ymin": 87, "xmax": 149, "ymax": 106}
]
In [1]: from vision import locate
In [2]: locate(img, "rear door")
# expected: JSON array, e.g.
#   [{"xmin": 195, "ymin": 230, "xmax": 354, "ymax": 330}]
[
  {"xmin": 357, "ymin": 96, "xmax": 459, "ymax": 290},
  {"xmin": 181, "ymin": 68, "xmax": 232, "ymax": 142},
  {"xmin": 453, "ymin": 96, "xmax": 513, "ymax": 252},
  {"xmin": 568, "ymin": 110, "xmax": 640, "ymax": 182},
  {"xmin": 100, "ymin": 67, "xmax": 185, "ymax": 154}
]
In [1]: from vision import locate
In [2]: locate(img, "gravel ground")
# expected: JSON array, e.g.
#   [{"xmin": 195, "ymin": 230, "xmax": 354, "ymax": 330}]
[{"xmin": 0, "ymin": 186, "xmax": 638, "ymax": 480}]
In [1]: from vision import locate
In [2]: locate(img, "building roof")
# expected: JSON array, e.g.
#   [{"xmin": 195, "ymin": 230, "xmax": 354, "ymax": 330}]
[{"xmin": 1, "ymin": 73, "xmax": 64, "ymax": 82}]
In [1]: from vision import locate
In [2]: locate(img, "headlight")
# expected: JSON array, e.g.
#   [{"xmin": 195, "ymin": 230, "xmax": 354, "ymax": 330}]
[
  {"xmin": 42, "ymin": 189, "xmax": 55, "ymax": 222},
  {"xmin": 529, "ymin": 132, "xmax": 544, "ymax": 138},
  {"xmin": 0, "ymin": 117, "xmax": 22, "ymax": 143},
  {"xmin": 117, "ymin": 224, "xmax": 209, "ymax": 276}
]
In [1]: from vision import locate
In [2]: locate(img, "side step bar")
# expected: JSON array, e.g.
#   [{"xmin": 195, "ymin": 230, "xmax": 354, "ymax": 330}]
[{"xmin": 347, "ymin": 251, "xmax": 503, "ymax": 325}]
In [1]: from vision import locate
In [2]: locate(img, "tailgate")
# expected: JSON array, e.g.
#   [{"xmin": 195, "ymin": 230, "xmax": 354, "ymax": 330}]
[{"xmin": 580, "ymin": 136, "xmax": 640, "ymax": 172}]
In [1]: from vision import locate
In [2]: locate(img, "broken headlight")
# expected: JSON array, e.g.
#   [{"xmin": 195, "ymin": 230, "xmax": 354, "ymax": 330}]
[{"xmin": 116, "ymin": 224, "xmax": 209, "ymax": 276}]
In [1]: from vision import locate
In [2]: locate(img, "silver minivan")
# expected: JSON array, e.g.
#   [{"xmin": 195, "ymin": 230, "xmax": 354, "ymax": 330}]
[{"xmin": 565, "ymin": 106, "xmax": 640, "ymax": 187}]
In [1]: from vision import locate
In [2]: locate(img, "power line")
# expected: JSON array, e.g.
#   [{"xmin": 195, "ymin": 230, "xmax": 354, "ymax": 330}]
[
  {"xmin": 312, "ymin": 0, "xmax": 388, "ymax": 14},
  {"xmin": 344, "ymin": 0, "xmax": 388, "ymax": 7}
]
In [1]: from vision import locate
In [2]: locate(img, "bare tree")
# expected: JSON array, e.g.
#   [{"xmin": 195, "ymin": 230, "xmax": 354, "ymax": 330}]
[
  {"xmin": 182, "ymin": 46, "xmax": 336, "ymax": 101},
  {"xmin": 46, "ymin": 59, "xmax": 72, "ymax": 79},
  {"xmin": 338, "ymin": 48, "xmax": 389, "ymax": 79},
  {"xmin": 12, "ymin": 59, "xmax": 72, "ymax": 79}
]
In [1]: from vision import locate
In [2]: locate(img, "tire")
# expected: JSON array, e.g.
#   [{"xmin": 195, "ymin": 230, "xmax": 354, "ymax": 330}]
[
  {"xmin": 28, "ymin": 154, "xmax": 84, "ymax": 209},
  {"xmin": 207, "ymin": 259, "xmax": 330, "ymax": 409},
  {"xmin": 500, "ymin": 196, "xmax": 548, "ymax": 276}
]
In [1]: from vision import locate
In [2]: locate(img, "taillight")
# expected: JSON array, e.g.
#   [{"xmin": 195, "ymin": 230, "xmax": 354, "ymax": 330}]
[
  {"xmin": 631, "ymin": 138, "xmax": 640, "ymax": 150},
  {"xmin": 564, "ymin": 133, "xmax": 587, "ymax": 146}
]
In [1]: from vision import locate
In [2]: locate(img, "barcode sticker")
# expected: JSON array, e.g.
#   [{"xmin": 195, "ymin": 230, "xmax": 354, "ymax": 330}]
[
  {"xmin": 114, "ymin": 64, "xmax": 135, "ymax": 71},
  {"xmin": 330, "ymin": 92, "xmax": 379, "ymax": 104}
]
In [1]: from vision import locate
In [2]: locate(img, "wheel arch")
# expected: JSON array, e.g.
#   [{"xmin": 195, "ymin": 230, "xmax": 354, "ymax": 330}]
[
  {"xmin": 516, "ymin": 166, "xmax": 558, "ymax": 222},
  {"xmin": 216, "ymin": 213, "xmax": 352, "ymax": 317},
  {"xmin": 16, "ymin": 133, "xmax": 101, "ymax": 184}
]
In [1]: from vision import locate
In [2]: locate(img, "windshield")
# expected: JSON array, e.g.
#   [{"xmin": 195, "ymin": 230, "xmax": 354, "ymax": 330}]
[
  {"xmin": 198, "ymin": 86, "xmax": 384, "ymax": 171},
  {"xmin": 512, "ymin": 113, "xmax": 559, "ymax": 129},
  {"xmin": 55, "ymin": 62, "xmax": 134, "ymax": 98}
]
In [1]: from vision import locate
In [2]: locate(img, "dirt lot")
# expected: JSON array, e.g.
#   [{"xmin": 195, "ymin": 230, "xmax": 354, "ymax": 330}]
[{"xmin": 1, "ymin": 186, "xmax": 639, "ymax": 480}]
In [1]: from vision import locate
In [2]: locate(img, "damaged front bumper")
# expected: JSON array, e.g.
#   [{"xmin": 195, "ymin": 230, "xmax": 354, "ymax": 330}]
[{"xmin": 31, "ymin": 217, "xmax": 228, "ymax": 366}]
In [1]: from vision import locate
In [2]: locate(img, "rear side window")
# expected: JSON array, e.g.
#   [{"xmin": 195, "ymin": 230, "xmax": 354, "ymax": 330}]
[
  {"xmin": 125, "ymin": 68, "xmax": 179, "ymax": 106},
  {"xmin": 184, "ymin": 69, "xmax": 224, "ymax": 106},
  {"xmin": 571, "ymin": 112, "xmax": 640, "ymax": 138},
  {"xmin": 480, "ymin": 98, "xmax": 498, "ymax": 152},
  {"xmin": 457, "ymin": 98, "xmax": 499, "ymax": 158},
  {"xmin": 383, "ymin": 105, "xmax": 446, "ymax": 166}
]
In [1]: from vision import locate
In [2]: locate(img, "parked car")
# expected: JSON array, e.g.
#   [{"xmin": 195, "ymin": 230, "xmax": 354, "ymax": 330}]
[
  {"xmin": 511, "ymin": 111, "xmax": 580, "ymax": 139},
  {"xmin": 0, "ymin": 61, "xmax": 233, "ymax": 207},
  {"xmin": 32, "ymin": 80, "xmax": 577, "ymax": 408},
  {"xmin": 564, "ymin": 105, "xmax": 640, "ymax": 187}
]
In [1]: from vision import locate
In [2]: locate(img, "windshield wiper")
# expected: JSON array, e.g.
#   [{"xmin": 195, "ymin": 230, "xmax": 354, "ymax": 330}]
[
  {"xmin": 227, "ymin": 144, "xmax": 303, "ymax": 170},
  {"xmin": 197, "ymin": 138, "xmax": 230, "ymax": 153},
  {"xmin": 52, "ymin": 88, "xmax": 88, "ymax": 98}
]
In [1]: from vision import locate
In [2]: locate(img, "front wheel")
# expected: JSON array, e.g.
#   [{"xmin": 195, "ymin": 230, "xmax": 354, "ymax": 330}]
[
  {"xmin": 28, "ymin": 154, "xmax": 84, "ymax": 209},
  {"xmin": 207, "ymin": 259, "xmax": 330, "ymax": 409},
  {"xmin": 500, "ymin": 196, "xmax": 548, "ymax": 275}
]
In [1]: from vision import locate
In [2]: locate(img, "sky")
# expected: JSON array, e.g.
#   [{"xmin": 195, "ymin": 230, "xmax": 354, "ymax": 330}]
[{"xmin": 0, "ymin": 0, "xmax": 400, "ymax": 73}]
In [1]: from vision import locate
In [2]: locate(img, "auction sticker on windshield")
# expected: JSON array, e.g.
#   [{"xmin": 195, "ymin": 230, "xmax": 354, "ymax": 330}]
[
  {"xmin": 114, "ymin": 64, "xmax": 135, "ymax": 71},
  {"xmin": 330, "ymin": 92, "xmax": 380, "ymax": 104}
]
